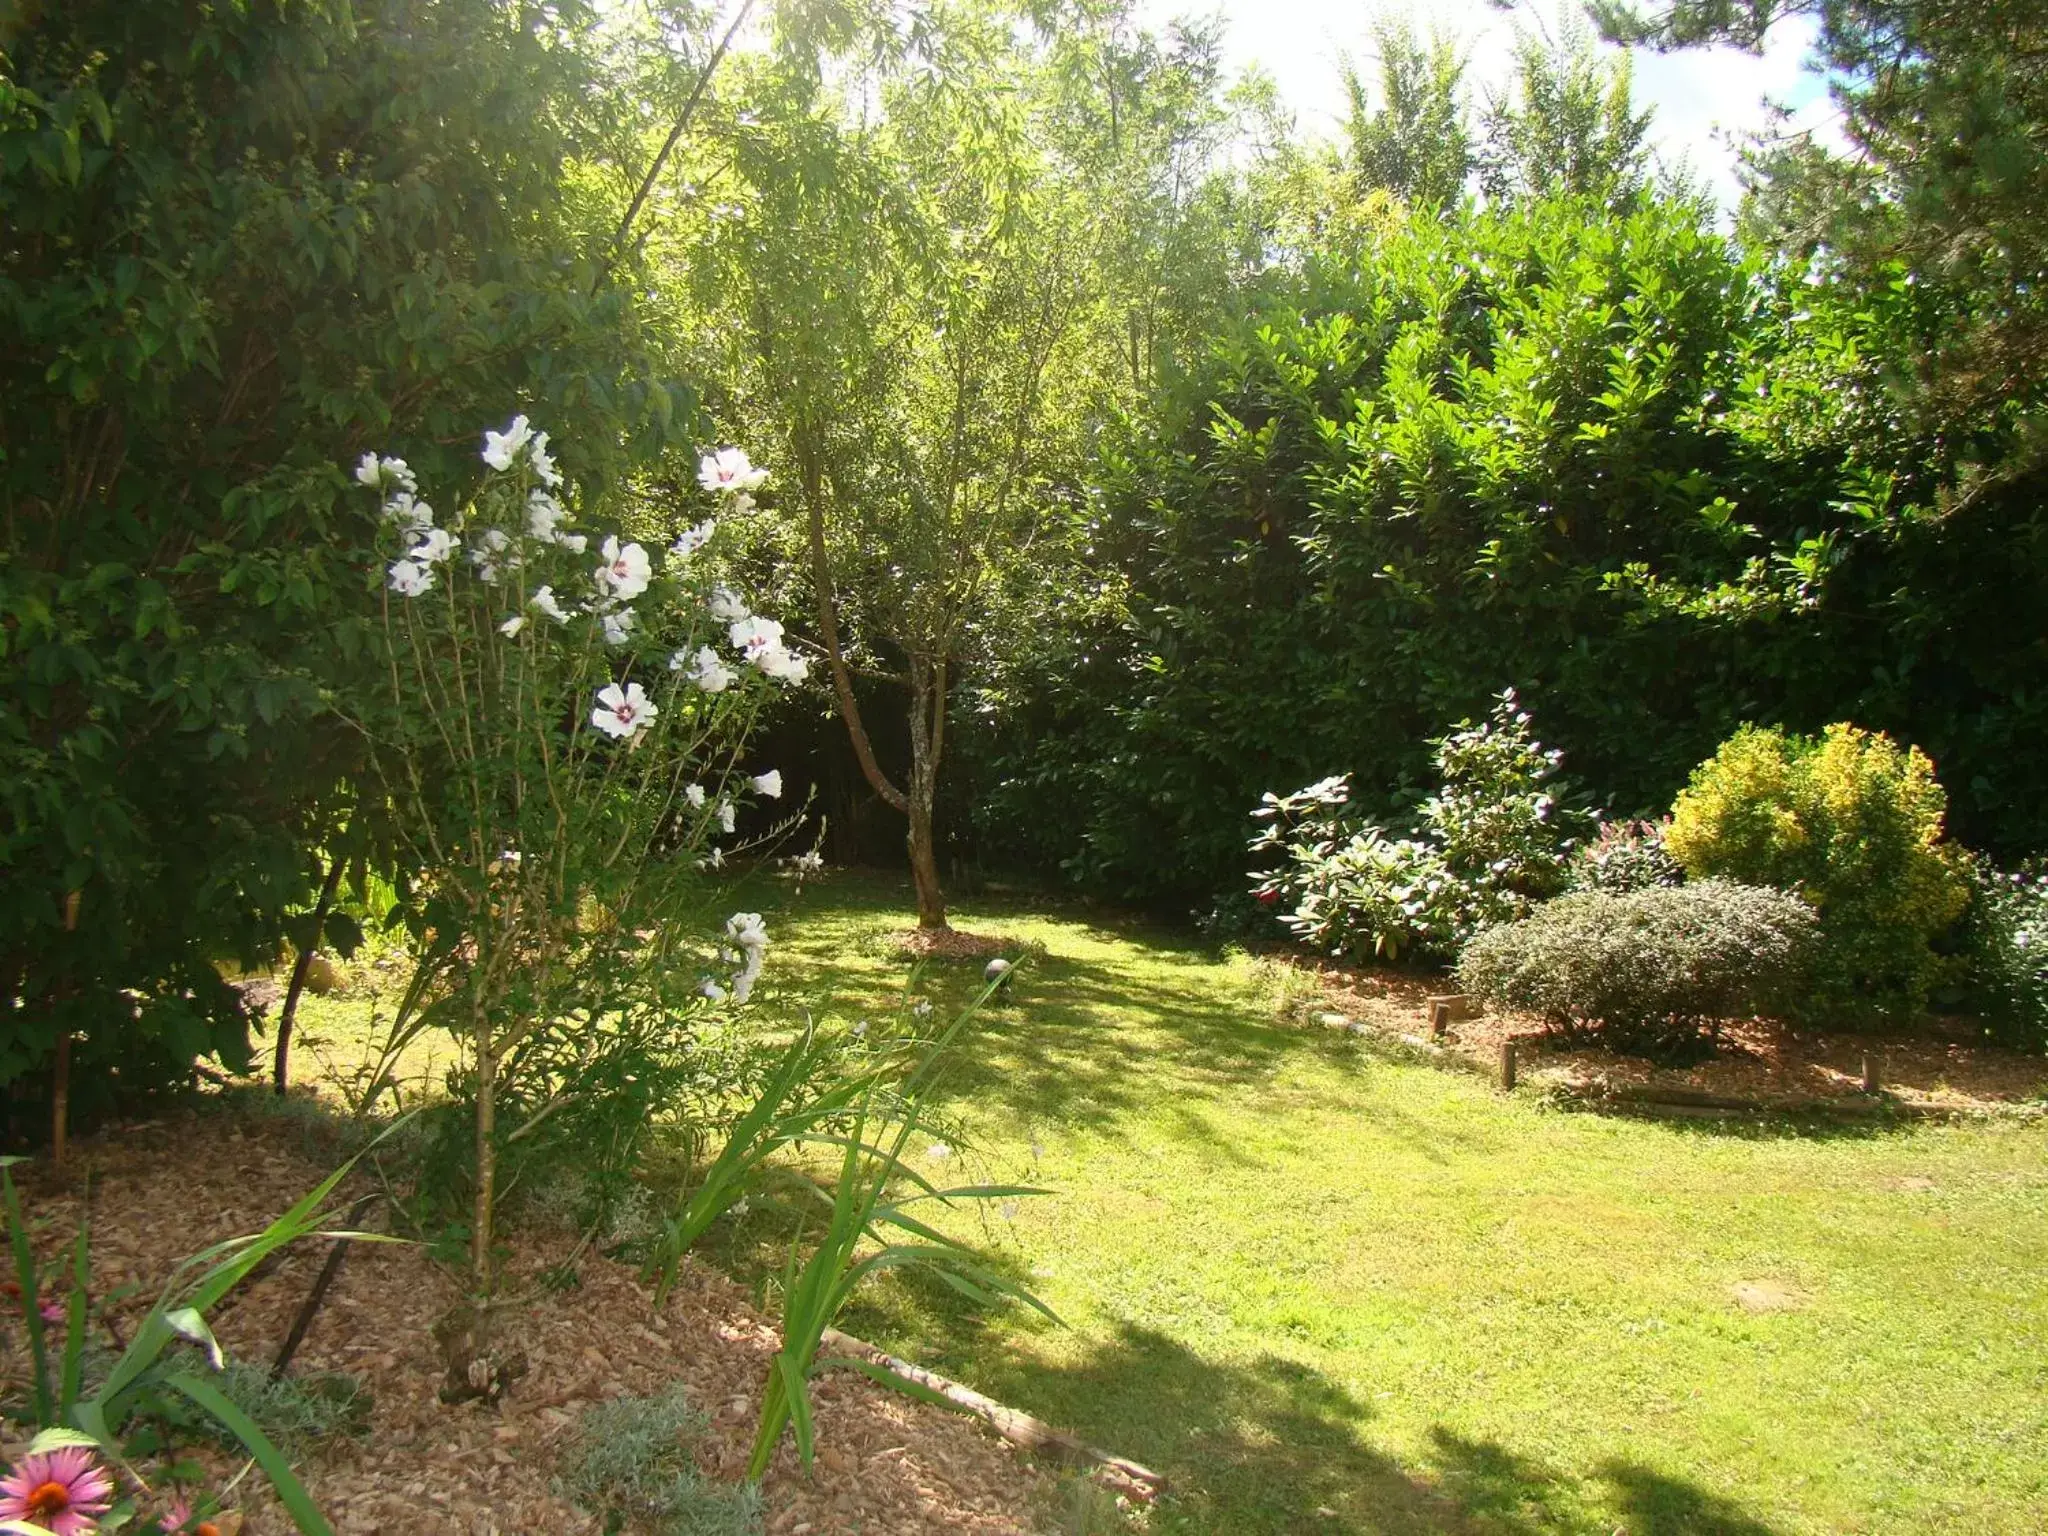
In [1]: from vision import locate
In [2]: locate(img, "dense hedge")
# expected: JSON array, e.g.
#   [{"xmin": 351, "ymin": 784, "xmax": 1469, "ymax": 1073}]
[{"xmin": 960, "ymin": 192, "xmax": 2048, "ymax": 911}]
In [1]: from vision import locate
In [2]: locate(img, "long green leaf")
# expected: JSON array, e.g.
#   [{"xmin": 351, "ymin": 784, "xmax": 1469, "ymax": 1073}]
[
  {"xmin": 3, "ymin": 1168, "xmax": 51, "ymax": 1423},
  {"xmin": 165, "ymin": 1371, "xmax": 334, "ymax": 1536}
]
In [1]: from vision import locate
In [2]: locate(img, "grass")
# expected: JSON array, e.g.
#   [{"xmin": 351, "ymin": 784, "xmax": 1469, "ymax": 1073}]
[
  {"xmin": 273, "ymin": 868, "xmax": 2048, "ymax": 1534},
  {"xmin": 726, "ymin": 869, "xmax": 2047, "ymax": 1536}
]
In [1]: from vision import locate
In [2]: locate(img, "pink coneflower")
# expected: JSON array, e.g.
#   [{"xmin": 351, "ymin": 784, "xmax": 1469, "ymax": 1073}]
[
  {"xmin": 157, "ymin": 1494, "xmax": 223, "ymax": 1536},
  {"xmin": 0, "ymin": 1445, "xmax": 114, "ymax": 1534}
]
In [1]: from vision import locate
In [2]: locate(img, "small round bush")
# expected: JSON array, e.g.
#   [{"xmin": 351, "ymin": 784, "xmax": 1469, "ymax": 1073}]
[
  {"xmin": 1664, "ymin": 723, "xmax": 1968, "ymax": 1029},
  {"xmin": 1456, "ymin": 880, "xmax": 1818, "ymax": 1058}
]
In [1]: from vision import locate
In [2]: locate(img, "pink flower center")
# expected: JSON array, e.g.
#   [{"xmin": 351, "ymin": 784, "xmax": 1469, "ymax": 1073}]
[{"xmin": 616, "ymin": 703, "xmax": 638, "ymax": 724}]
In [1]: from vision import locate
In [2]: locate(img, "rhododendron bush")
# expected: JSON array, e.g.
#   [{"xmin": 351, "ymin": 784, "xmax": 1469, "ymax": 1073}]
[{"xmin": 353, "ymin": 420, "xmax": 806, "ymax": 1280}]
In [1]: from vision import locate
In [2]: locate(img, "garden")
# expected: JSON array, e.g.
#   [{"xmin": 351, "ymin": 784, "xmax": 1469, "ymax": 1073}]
[{"xmin": 3, "ymin": 0, "xmax": 2047, "ymax": 1533}]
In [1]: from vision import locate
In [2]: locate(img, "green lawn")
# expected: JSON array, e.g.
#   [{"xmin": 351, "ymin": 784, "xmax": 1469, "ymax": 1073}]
[{"xmin": 728, "ymin": 870, "xmax": 2046, "ymax": 1536}]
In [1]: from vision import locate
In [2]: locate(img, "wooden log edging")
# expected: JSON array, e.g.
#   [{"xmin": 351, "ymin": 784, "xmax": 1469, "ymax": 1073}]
[
  {"xmin": 818, "ymin": 1327, "xmax": 1169, "ymax": 1502},
  {"xmin": 1562, "ymin": 1084, "xmax": 2047, "ymax": 1124}
]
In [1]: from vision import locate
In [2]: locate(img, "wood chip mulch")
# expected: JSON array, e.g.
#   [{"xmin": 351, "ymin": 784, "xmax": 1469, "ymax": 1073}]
[
  {"xmin": 3, "ymin": 1110, "xmax": 1062, "ymax": 1535},
  {"xmin": 884, "ymin": 929, "xmax": 1017, "ymax": 962},
  {"xmin": 1283, "ymin": 954, "xmax": 2048, "ymax": 1112}
]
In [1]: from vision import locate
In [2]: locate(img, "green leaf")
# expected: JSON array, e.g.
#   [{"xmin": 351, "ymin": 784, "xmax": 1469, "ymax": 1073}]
[
  {"xmin": 164, "ymin": 1306, "xmax": 225, "ymax": 1370},
  {"xmin": 26, "ymin": 1427, "xmax": 100, "ymax": 1454},
  {"xmin": 3, "ymin": 1169, "xmax": 52, "ymax": 1423},
  {"xmin": 165, "ymin": 1371, "xmax": 335, "ymax": 1536}
]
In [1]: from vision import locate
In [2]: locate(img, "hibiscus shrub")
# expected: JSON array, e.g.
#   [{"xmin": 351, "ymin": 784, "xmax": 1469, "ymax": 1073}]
[
  {"xmin": 1665, "ymin": 723, "xmax": 1970, "ymax": 1029},
  {"xmin": 1456, "ymin": 880, "xmax": 1818, "ymax": 1059},
  {"xmin": 355, "ymin": 426, "xmax": 806, "ymax": 1280},
  {"xmin": 1251, "ymin": 691, "xmax": 1589, "ymax": 962}
]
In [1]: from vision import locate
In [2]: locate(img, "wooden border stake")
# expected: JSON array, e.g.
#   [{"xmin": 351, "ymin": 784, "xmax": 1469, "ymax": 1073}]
[{"xmin": 1499, "ymin": 1039, "xmax": 1518, "ymax": 1091}]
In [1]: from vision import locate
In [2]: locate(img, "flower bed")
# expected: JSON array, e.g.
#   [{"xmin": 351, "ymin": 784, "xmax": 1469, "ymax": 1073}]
[{"xmin": 2, "ymin": 1109, "xmax": 1062, "ymax": 1535}]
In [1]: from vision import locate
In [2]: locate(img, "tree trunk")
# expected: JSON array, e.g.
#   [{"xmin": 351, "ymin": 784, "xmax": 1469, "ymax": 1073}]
[
  {"xmin": 274, "ymin": 849, "xmax": 346, "ymax": 1096},
  {"xmin": 905, "ymin": 654, "xmax": 949, "ymax": 930},
  {"xmin": 472, "ymin": 1007, "xmax": 496, "ymax": 1286},
  {"xmin": 51, "ymin": 889, "xmax": 80, "ymax": 1170},
  {"xmin": 907, "ymin": 782, "xmax": 947, "ymax": 930}
]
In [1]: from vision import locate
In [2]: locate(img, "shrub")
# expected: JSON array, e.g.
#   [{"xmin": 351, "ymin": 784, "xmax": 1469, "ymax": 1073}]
[
  {"xmin": 1251, "ymin": 691, "xmax": 1589, "ymax": 962},
  {"xmin": 1571, "ymin": 820, "xmax": 1684, "ymax": 893},
  {"xmin": 354, "ymin": 428, "xmax": 804, "ymax": 1280},
  {"xmin": 557, "ymin": 1385, "xmax": 762, "ymax": 1536},
  {"xmin": 1456, "ymin": 881, "xmax": 1818, "ymax": 1057},
  {"xmin": 1952, "ymin": 858, "xmax": 2048, "ymax": 1049},
  {"xmin": 1665, "ymin": 723, "xmax": 1969, "ymax": 1028}
]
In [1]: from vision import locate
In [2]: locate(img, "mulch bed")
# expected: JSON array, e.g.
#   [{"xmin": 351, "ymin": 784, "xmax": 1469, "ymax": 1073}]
[
  {"xmin": 884, "ymin": 929, "xmax": 1017, "ymax": 962},
  {"xmin": 2, "ymin": 1108, "xmax": 1063, "ymax": 1535},
  {"xmin": 1285, "ymin": 955, "xmax": 2048, "ymax": 1113}
]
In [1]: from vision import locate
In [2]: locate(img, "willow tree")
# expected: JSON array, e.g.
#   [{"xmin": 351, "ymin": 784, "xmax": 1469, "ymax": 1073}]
[{"xmin": 671, "ymin": 7, "xmax": 1112, "ymax": 928}]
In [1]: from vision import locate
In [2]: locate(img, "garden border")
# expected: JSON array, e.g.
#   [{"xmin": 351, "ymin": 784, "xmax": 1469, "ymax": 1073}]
[{"xmin": 818, "ymin": 1327, "xmax": 1168, "ymax": 1503}]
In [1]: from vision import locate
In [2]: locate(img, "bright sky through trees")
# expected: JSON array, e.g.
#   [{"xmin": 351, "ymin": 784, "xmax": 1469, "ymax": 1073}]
[{"xmin": 1148, "ymin": 0, "xmax": 1838, "ymax": 211}]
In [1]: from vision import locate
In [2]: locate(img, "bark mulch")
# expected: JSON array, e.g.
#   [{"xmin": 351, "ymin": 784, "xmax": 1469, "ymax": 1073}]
[
  {"xmin": 4, "ymin": 1109, "xmax": 1064, "ymax": 1535},
  {"xmin": 883, "ymin": 929, "xmax": 1016, "ymax": 963},
  {"xmin": 1286, "ymin": 955, "xmax": 2048, "ymax": 1113}
]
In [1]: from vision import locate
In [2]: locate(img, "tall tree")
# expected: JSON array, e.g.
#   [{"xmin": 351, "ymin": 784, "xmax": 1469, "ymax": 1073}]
[
  {"xmin": 1597, "ymin": 0, "xmax": 2048, "ymax": 490},
  {"xmin": 1479, "ymin": 14, "xmax": 1654, "ymax": 205},
  {"xmin": 1342, "ymin": 21, "xmax": 1472, "ymax": 209}
]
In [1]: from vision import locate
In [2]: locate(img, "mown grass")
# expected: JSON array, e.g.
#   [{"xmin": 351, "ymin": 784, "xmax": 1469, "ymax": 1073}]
[
  {"xmin": 272, "ymin": 868, "xmax": 2048, "ymax": 1533},
  {"xmin": 727, "ymin": 870, "xmax": 2047, "ymax": 1536}
]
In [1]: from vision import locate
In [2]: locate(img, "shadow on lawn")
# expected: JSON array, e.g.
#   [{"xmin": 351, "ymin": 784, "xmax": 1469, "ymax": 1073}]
[{"xmin": 951, "ymin": 1322, "xmax": 1785, "ymax": 1536}]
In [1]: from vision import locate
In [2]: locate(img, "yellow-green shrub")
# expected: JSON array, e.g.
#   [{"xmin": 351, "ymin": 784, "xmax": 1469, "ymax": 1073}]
[{"xmin": 1666, "ymin": 723, "xmax": 1969, "ymax": 1028}]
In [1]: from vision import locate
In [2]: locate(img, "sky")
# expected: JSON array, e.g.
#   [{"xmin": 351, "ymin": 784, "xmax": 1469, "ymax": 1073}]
[{"xmin": 1140, "ymin": 0, "xmax": 1841, "ymax": 213}]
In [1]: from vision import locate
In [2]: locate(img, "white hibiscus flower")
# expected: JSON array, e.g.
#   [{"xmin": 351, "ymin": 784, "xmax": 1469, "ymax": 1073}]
[
  {"xmin": 590, "ymin": 681, "xmax": 657, "ymax": 739},
  {"xmin": 482, "ymin": 414, "xmax": 535, "ymax": 471},
  {"xmin": 387, "ymin": 558, "xmax": 434, "ymax": 597},
  {"xmin": 530, "ymin": 585, "xmax": 571, "ymax": 624},
  {"xmin": 669, "ymin": 519, "xmax": 716, "ymax": 558},
  {"xmin": 527, "ymin": 489, "xmax": 566, "ymax": 540},
  {"xmin": 683, "ymin": 646, "xmax": 734, "ymax": 693},
  {"xmin": 602, "ymin": 608, "xmax": 637, "ymax": 646},
  {"xmin": 751, "ymin": 769, "xmax": 783, "ymax": 799},
  {"xmin": 728, "ymin": 615, "xmax": 784, "ymax": 662},
  {"xmin": 708, "ymin": 584, "xmax": 750, "ymax": 622},
  {"xmin": 409, "ymin": 527, "xmax": 460, "ymax": 565},
  {"xmin": 470, "ymin": 527, "xmax": 518, "ymax": 581},
  {"xmin": 594, "ymin": 536, "xmax": 651, "ymax": 602},
  {"xmin": 754, "ymin": 644, "xmax": 811, "ymax": 684},
  {"xmin": 529, "ymin": 431, "xmax": 562, "ymax": 488},
  {"xmin": 685, "ymin": 783, "xmax": 708, "ymax": 809},
  {"xmin": 356, "ymin": 453, "xmax": 417, "ymax": 492},
  {"xmin": 697, "ymin": 446, "xmax": 770, "ymax": 495},
  {"xmin": 381, "ymin": 492, "xmax": 435, "ymax": 536}
]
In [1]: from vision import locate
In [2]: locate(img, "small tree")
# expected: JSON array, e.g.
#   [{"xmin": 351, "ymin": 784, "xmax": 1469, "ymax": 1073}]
[{"xmin": 352, "ymin": 420, "xmax": 802, "ymax": 1282}]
